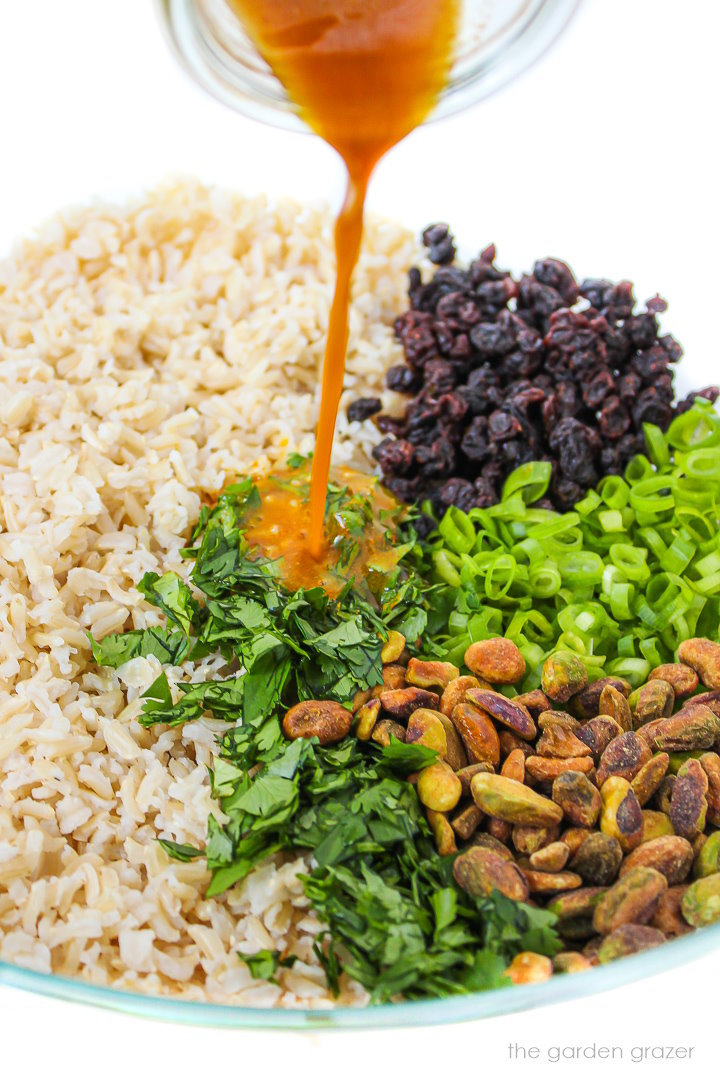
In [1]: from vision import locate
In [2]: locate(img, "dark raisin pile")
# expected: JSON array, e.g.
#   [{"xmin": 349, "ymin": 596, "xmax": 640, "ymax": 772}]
[{"xmin": 353, "ymin": 226, "xmax": 718, "ymax": 513}]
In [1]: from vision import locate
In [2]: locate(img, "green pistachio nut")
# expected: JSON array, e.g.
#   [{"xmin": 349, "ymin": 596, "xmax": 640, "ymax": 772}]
[
  {"xmin": 641, "ymin": 809, "xmax": 675, "ymax": 842},
  {"xmin": 470, "ymin": 773, "xmax": 562, "ymax": 827},
  {"xmin": 629, "ymin": 680, "xmax": 675, "ymax": 728},
  {"xmin": 452, "ymin": 846, "xmax": 529, "ymax": 902},
  {"xmin": 631, "ymin": 753, "xmax": 670, "ymax": 806},
  {"xmin": 465, "ymin": 687, "xmax": 536, "ymax": 740},
  {"xmin": 426, "ymin": 809, "xmax": 457, "ymax": 856},
  {"xmin": 553, "ymin": 951, "xmax": 592, "ymax": 974},
  {"xmin": 552, "ymin": 771, "xmax": 602, "ymax": 829},
  {"xmin": 619, "ymin": 835, "xmax": 694, "ymax": 885},
  {"xmin": 380, "ymin": 630, "xmax": 406, "ymax": 664},
  {"xmin": 597, "ymin": 924, "xmax": 666, "ymax": 963},
  {"xmin": 542, "ymin": 651, "xmax": 589, "ymax": 704},
  {"xmin": 655, "ymin": 705, "xmax": 720, "ymax": 753},
  {"xmin": 450, "ymin": 801, "xmax": 483, "ymax": 842},
  {"xmin": 678, "ymin": 638, "xmax": 720, "ymax": 691},
  {"xmin": 669, "ymin": 758, "xmax": 708, "ymax": 839},
  {"xmin": 569, "ymin": 677, "xmax": 631, "ymax": 720},
  {"xmin": 570, "ymin": 833, "xmax": 623, "ymax": 886},
  {"xmin": 599, "ymin": 776, "xmax": 644, "ymax": 852},
  {"xmin": 406, "ymin": 657, "xmax": 460, "ymax": 690},
  {"xmin": 598, "ymin": 684, "xmax": 633, "ymax": 732},
  {"xmin": 681, "ymin": 872, "xmax": 720, "ymax": 927},
  {"xmin": 547, "ymin": 886, "xmax": 606, "ymax": 922},
  {"xmin": 592, "ymin": 867, "xmax": 667, "ymax": 934},
  {"xmin": 596, "ymin": 731, "xmax": 651, "ymax": 787},
  {"xmin": 405, "ymin": 709, "xmax": 448, "ymax": 756},
  {"xmin": 417, "ymin": 761, "xmax": 462, "ymax": 812},
  {"xmin": 354, "ymin": 697, "xmax": 381, "ymax": 741},
  {"xmin": 693, "ymin": 833, "xmax": 720, "ymax": 879}
]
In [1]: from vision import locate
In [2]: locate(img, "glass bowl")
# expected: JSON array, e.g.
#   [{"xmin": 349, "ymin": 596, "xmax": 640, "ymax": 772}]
[
  {"xmin": 154, "ymin": 0, "xmax": 583, "ymax": 130},
  {"xmin": 1, "ymin": 924, "xmax": 719, "ymax": 1028},
  {"xmin": 3, "ymin": 0, "xmax": 716, "ymax": 1032}
]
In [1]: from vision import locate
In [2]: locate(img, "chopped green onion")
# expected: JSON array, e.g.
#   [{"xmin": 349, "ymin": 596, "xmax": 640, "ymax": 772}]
[
  {"xmin": 696, "ymin": 571, "xmax": 720, "ymax": 596},
  {"xmin": 660, "ymin": 535, "xmax": 696, "ymax": 575},
  {"xmin": 447, "ymin": 611, "xmax": 468, "ymax": 636},
  {"xmin": 676, "ymin": 507, "xmax": 717, "ymax": 544},
  {"xmin": 637, "ymin": 526, "xmax": 667, "ymax": 562},
  {"xmin": 557, "ymin": 551, "xmax": 605, "ymax": 586},
  {"xmin": 683, "ymin": 448, "xmax": 720, "ymax": 481},
  {"xmin": 527, "ymin": 513, "xmax": 580, "ymax": 540},
  {"xmin": 609, "ymin": 582, "xmax": 635, "ymax": 621},
  {"xmin": 628, "ymin": 475, "xmax": 675, "ymax": 514},
  {"xmin": 609, "ymin": 543, "xmax": 650, "ymax": 583},
  {"xmin": 574, "ymin": 490, "xmax": 603, "ymax": 515},
  {"xmin": 667, "ymin": 401, "xmax": 720, "ymax": 450},
  {"xmin": 505, "ymin": 608, "xmax": 555, "ymax": 643},
  {"xmin": 502, "ymin": 461, "xmax": 553, "ymax": 504},
  {"xmin": 606, "ymin": 657, "xmax": 651, "ymax": 687},
  {"xmin": 617, "ymin": 635, "xmax": 636, "ymax": 658},
  {"xmin": 529, "ymin": 565, "xmax": 562, "ymax": 598},
  {"xmin": 467, "ymin": 609, "xmax": 504, "ymax": 640},
  {"xmin": 695, "ymin": 549, "xmax": 720, "ymax": 577},
  {"xmin": 625, "ymin": 455, "xmax": 654, "ymax": 484},
  {"xmin": 432, "ymin": 549, "xmax": 461, "ymax": 588},
  {"xmin": 638, "ymin": 636, "xmax": 664, "ymax": 669},
  {"xmin": 598, "ymin": 509, "xmax": 624, "ymax": 533},
  {"xmin": 438, "ymin": 506, "xmax": 476, "ymax": 555},
  {"xmin": 598, "ymin": 475, "xmax": 631, "ymax": 509},
  {"xmin": 643, "ymin": 423, "xmax": 670, "ymax": 469},
  {"xmin": 485, "ymin": 553, "xmax": 518, "ymax": 600},
  {"xmin": 416, "ymin": 404, "xmax": 720, "ymax": 695}
]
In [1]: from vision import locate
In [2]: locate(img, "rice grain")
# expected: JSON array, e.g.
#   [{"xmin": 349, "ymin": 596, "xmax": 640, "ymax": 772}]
[{"xmin": 0, "ymin": 179, "xmax": 416, "ymax": 1007}]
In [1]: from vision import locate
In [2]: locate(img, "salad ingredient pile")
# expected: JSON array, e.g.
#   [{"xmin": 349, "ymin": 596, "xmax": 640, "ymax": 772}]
[
  {"xmin": 92, "ymin": 465, "xmax": 559, "ymax": 1000},
  {"xmin": 364, "ymin": 231, "xmax": 718, "ymax": 513},
  {"xmin": 417, "ymin": 400, "xmax": 720, "ymax": 684},
  {"xmin": 91, "ymin": 401, "xmax": 720, "ymax": 999}
]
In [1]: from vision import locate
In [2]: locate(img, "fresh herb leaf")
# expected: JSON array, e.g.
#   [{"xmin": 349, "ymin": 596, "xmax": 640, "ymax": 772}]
[
  {"xmin": 138, "ymin": 571, "xmax": 198, "ymax": 638},
  {"xmin": 211, "ymin": 758, "xmax": 245, "ymax": 798},
  {"xmin": 205, "ymin": 814, "xmax": 235, "ymax": 867},
  {"xmin": 286, "ymin": 452, "xmax": 310, "ymax": 470},
  {"xmin": 313, "ymin": 933, "xmax": 341, "ymax": 996},
  {"xmin": 206, "ymin": 843, "xmax": 285, "ymax": 899},
  {"xmin": 481, "ymin": 891, "xmax": 562, "ymax": 959},
  {"xmin": 140, "ymin": 672, "xmax": 173, "ymax": 715},
  {"xmin": 88, "ymin": 626, "xmax": 188, "ymax": 668},
  {"xmin": 157, "ymin": 839, "xmax": 204, "ymax": 862},
  {"xmin": 241, "ymin": 949, "xmax": 280, "ymax": 981},
  {"xmin": 240, "ymin": 949, "xmax": 297, "ymax": 981},
  {"xmin": 378, "ymin": 738, "xmax": 437, "ymax": 773}
]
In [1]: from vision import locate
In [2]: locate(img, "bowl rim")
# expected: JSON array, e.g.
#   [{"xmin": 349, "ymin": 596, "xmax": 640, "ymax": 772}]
[{"xmin": 2, "ymin": 922, "xmax": 719, "ymax": 1029}]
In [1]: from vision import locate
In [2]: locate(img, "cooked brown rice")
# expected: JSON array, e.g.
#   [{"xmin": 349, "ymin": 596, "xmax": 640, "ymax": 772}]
[{"xmin": 0, "ymin": 180, "xmax": 417, "ymax": 1006}]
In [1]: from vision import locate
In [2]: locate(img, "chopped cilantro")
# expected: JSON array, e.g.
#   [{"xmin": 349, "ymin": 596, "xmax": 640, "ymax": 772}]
[
  {"xmin": 88, "ymin": 626, "xmax": 189, "ymax": 667},
  {"xmin": 138, "ymin": 571, "xmax": 198, "ymax": 638},
  {"xmin": 241, "ymin": 949, "xmax": 297, "ymax": 981},
  {"xmin": 124, "ymin": 482, "xmax": 421, "ymax": 733},
  {"xmin": 157, "ymin": 839, "xmax": 204, "ymax": 862},
  {"xmin": 89, "ymin": 467, "xmax": 559, "ymax": 1002}
]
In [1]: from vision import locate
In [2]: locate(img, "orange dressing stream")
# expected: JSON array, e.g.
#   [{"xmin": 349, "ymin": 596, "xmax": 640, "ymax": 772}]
[
  {"xmin": 243, "ymin": 464, "xmax": 402, "ymax": 596},
  {"xmin": 228, "ymin": 0, "xmax": 460, "ymax": 567}
]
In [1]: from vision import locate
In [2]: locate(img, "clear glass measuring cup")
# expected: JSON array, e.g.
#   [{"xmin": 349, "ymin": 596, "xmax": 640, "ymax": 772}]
[{"xmin": 155, "ymin": 0, "xmax": 582, "ymax": 129}]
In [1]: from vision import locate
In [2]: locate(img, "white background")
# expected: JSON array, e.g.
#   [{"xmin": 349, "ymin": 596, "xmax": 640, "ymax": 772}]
[{"xmin": 0, "ymin": 0, "xmax": 718, "ymax": 1075}]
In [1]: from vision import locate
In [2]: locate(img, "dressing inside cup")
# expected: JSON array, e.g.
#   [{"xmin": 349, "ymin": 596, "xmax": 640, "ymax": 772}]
[{"xmin": 155, "ymin": 0, "xmax": 582, "ymax": 128}]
